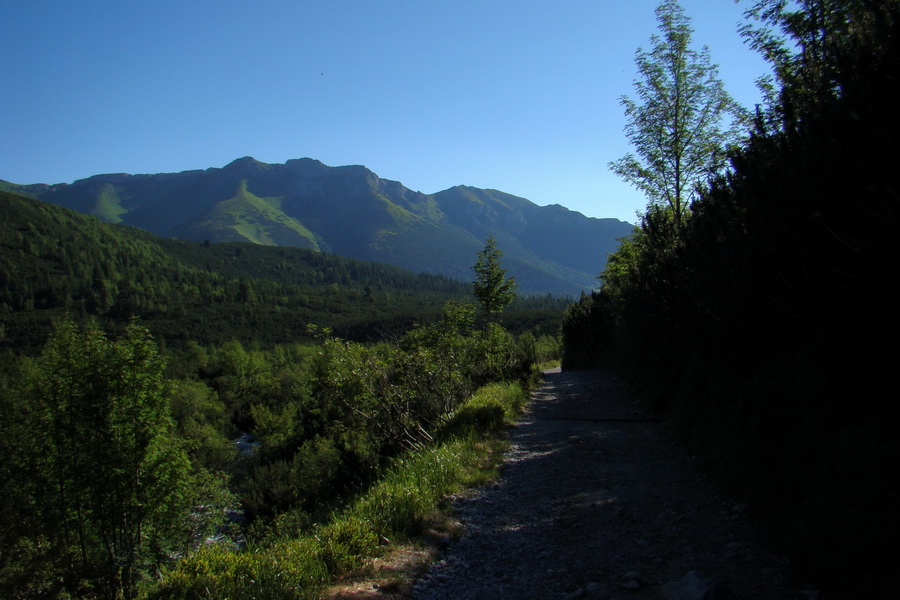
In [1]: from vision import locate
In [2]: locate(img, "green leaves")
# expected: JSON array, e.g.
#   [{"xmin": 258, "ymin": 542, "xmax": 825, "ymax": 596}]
[
  {"xmin": 610, "ymin": 0, "xmax": 747, "ymax": 226},
  {"xmin": 472, "ymin": 234, "xmax": 517, "ymax": 319},
  {"xmin": 2, "ymin": 319, "xmax": 231, "ymax": 598},
  {"xmin": 573, "ymin": 2, "xmax": 900, "ymax": 595}
]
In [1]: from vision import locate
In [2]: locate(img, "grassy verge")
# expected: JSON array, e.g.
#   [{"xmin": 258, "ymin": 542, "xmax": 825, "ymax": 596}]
[
  {"xmin": 535, "ymin": 359, "xmax": 560, "ymax": 372},
  {"xmin": 148, "ymin": 382, "xmax": 528, "ymax": 599}
]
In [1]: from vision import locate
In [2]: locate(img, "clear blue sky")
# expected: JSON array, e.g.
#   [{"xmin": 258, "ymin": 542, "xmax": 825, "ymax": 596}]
[{"xmin": 1, "ymin": 0, "xmax": 769, "ymax": 224}]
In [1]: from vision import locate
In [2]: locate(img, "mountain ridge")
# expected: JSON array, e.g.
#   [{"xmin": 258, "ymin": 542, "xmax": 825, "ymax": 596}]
[{"xmin": 2, "ymin": 157, "xmax": 633, "ymax": 295}]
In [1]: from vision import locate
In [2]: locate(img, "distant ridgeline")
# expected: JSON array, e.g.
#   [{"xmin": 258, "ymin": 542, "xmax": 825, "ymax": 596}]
[
  {"xmin": 0, "ymin": 190, "xmax": 567, "ymax": 352},
  {"xmin": 1, "ymin": 157, "xmax": 633, "ymax": 296}
]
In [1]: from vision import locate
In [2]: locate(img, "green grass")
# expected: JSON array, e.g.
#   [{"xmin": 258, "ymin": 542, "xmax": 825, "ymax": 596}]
[
  {"xmin": 148, "ymin": 382, "xmax": 527, "ymax": 599},
  {"xmin": 94, "ymin": 183, "xmax": 128, "ymax": 223},
  {"xmin": 196, "ymin": 180, "xmax": 319, "ymax": 248}
]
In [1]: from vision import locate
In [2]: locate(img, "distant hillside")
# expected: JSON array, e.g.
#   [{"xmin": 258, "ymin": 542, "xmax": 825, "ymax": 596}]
[
  {"xmin": 0, "ymin": 190, "xmax": 567, "ymax": 353},
  {"xmin": 0, "ymin": 190, "xmax": 461, "ymax": 351},
  {"xmin": 3, "ymin": 158, "xmax": 633, "ymax": 295}
]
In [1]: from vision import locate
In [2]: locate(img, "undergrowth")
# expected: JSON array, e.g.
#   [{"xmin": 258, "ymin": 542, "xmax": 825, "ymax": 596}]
[{"xmin": 148, "ymin": 381, "xmax": 527, "ymax": 599}]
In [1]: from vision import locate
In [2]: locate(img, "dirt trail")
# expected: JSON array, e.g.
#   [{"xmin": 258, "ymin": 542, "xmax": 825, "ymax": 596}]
[{"xmin": 408, "ymin": 369, "xmax": 809, "ymax": 600}]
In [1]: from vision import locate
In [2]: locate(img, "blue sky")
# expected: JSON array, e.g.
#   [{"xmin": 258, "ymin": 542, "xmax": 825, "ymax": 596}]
[{"xmin": 2, "ymin": 0, "xmax": 770, "ymax": 223}]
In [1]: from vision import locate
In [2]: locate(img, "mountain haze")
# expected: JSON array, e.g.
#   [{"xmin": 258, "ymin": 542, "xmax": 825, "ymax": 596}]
[{"xmin": 3, "ymin": 158, "xmax": 633, "ymax": 295}]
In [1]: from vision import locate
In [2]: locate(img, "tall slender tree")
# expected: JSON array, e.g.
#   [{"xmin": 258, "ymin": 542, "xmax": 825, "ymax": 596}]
[
  {"xmin": 610, "ymin": 0, "xmax": 746, "ymax": 226},
  {"xmin": 472, "ymin": 234, "xmax": 516, "ymax": 321}
]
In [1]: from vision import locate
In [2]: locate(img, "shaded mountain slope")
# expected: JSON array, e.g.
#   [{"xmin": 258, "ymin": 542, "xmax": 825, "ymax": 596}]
[
  {"xmin": 3, "ymin": 158, "xmax": 633, "ymax": 295},
  {"xmin": 0, "ymin": 190, "xmax": 569, "ymax": 352},
  {"xmin": 0, "ymin": 189, "xmax": 469, "ymax": 351}
]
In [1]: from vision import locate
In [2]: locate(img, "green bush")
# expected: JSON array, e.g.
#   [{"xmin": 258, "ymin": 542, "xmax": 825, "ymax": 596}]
[
  {"xmin": 152, "ymin": 382, "xmax": 527, "ymax": 599},
  {"xmin": 149, "ymin": 542, "xmax": 327, "ymax": 600},
  {"xmin": 560, "ymin": 2, "xmax": 900, "ymax": 594},
  {"xmin": 440, "ymin": 382, "xmax": 525, "ymax": 439}
]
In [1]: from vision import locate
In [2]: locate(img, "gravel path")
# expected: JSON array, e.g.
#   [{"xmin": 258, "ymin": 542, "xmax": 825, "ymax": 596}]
[{"xmin": 409, "ymin": 369, "xmax": 811, "ymax": 600}]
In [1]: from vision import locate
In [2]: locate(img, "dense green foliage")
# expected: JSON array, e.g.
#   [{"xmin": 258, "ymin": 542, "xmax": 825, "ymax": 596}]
[
  {"xmin": 151, "ymin": 382, "xmax": 527, "ymax": 600},
  {"xmin": 0, "ymin": 182, "xmax": 563, "ymax": 598},
  {"xmin": 229, "ymin": 301, "xmax": 529, "ymax": 532},
  {"xmin": 1, "ymin": 313, "xmax": 531, "ymax": 598},
  {"xmin": 0, "ymin": 190, "xmax": 468, "ymax": 352},
  {"xmin": 6, "ymin": 158, "xmax": 633, "ymax": 295},
  {"xmin": 472, "ymin": 234, "xmax": 517, "ymax": 320},
  {"xmin": 0, "ymin": 320, "xmax": 232, "ymax": 598},
  {"xmin": 0, "ymin": 190, "xmax": 567, "ymax": 354},
  {"xmin": 1, "ymin": 243, "xmax": 543, "ymax": 599},
  {"xmin": 609, "ymin": 0, "xmax": 745, "ymax": 226},
  {"xmin": 563, "ymin": 1, "xmax": 900, "ymax": 595}
]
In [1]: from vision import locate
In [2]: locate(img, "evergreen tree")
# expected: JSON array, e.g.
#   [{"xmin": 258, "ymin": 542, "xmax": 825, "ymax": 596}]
[
  {"xmin": 472, "ymin": 234, "xmax": 516, "ymax": 320},
  {"xmin": 609, "ymin": 0, "xmax": 746, "ymax": 226},
  {"xmin": 567, "ymin": 1, "xmax": 900, "ymax": 595}
]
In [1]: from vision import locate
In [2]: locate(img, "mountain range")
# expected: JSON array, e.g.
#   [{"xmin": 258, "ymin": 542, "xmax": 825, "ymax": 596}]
[{"xmin": 1, "ymin": 157, "xmax": 633, "ymax": 295}]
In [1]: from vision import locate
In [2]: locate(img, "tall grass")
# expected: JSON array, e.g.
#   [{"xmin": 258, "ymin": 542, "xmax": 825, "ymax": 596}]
[{"xmin": 148, "ymin": 382, "xmax": 526, "ymax": 599}]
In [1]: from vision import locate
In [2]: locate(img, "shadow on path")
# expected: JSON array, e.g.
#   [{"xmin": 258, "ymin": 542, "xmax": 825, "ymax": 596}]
[{"xmin": 411, "ymin": 370, "xmax": 800, "ymax": 600}]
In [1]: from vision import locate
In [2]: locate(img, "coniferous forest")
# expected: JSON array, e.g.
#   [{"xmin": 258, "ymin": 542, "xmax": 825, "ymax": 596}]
[
  {"xmin": 0, "ymin": 190, "xmax": 566, "ymax": 354},
  {"xmin": 562, "ymin": 1, "xmax": 899, "ymax": 596},
  {"xmin": 4, "ymin": 0, "xmax": 898, "ymax": 597},
  {"xmin": 0, "ymin": 188, "xmax": 562, "ymax": 598}
]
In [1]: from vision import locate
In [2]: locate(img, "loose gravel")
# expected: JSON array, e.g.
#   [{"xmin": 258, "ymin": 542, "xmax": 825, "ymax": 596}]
[{"xmin": 409, "ymin": 369, "xmax": 813, "ymax": 600}]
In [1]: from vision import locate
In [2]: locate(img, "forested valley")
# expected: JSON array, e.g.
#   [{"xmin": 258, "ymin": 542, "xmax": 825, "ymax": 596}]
[
  {"xmin": 562, "ymin": 1, "xmax": 900, "ymax": 597},
  {"xmin": 0, "ymin": 190, "xmax": 562, "ymax": 598},
  {"xmin": 0, "ymin": 191, "xmax": 565, "ymax": 353},
  {"xmin": 7, "ymin": 0, "xmax": 898, "ymax": 597}
]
